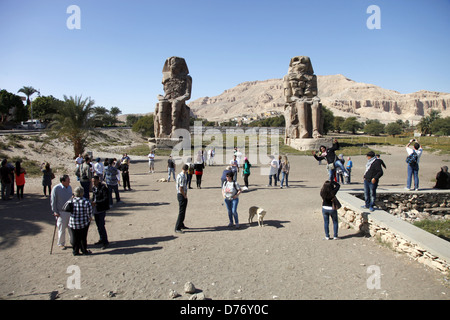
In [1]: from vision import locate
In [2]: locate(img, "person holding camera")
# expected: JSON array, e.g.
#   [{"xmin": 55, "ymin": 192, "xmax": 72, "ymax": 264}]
[{"xmin": 406, "ymin": 138, "xmax": 423, "ymax": 191}]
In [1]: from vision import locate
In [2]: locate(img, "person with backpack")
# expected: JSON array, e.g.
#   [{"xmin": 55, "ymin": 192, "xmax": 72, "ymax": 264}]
[
  {"xmin": 406, "ymin": 139, "xmax": 423, "ymax": 191},
  {"xmin": 222, "ymin": 172, "xmax": 242, "ymax": 229}
]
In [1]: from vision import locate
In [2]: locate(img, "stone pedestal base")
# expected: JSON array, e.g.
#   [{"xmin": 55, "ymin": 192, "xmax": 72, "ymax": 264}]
[
  {"xmin": 149, "ymin": 137, "xmax": 190, "ymax": 150},
  {"xmin": 286, "ymin": 137, "xmax": 333, "ymax": 151}
]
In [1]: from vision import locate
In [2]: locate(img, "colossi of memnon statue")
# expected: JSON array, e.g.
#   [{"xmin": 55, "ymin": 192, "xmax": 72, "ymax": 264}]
[
  {"xmin": 154, "ymin": 56, "xmax": 192, "ymax": 141},
  {"xmin": 283, "ymin": 56, "xmax": 325, "ymax": 148}
]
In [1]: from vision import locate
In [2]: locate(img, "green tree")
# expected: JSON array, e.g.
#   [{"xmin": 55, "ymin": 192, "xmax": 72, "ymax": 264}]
[
  {"xmin": 430, "ymin": 117, "xmax": 450, "ymax": 136},
  {"xmin": 364, "ymin": 120, "xmax": 385, "ymax": 136},
  {"xmin": 132, "ymin": 114, "xmax": 154, "ymax": 137},
  {"xmin": 333, "ymin": 116, "xmax": 345, "ymax": 133},
  {"xmin": 126, "ymin": 114, "xmax": 142, "ymax": 127},
  {"xmin": 17, "ymin": 86, "xmax": 38, "ymax": 119},
  {"xmin": 321, "ymin": 106, "xmax": 334, "ymax": 135},
  {"xmin": 418, "ymin": 110, "xmax": 441, "ymax": 135},
  {"xmin": 385, "ymin": 122, "xmax": 403, "ymax": 137},
  {"xmin": 48, "ymin": 95, "xmax": 95, "ymax": 156},
  {"xmin": 32, "ymin": 95, "xmax": 63, "ymax": 122},
  {"xmin": 342, "ymin": 117, "xmax": 362, "ymax": 134},
  {"xmin": 0, "ymin": 89, "xmax": 27, "ymax": 123},
  {"xmin": 109, "ymin": 106, "xmax": 122, "ymax": 126}
]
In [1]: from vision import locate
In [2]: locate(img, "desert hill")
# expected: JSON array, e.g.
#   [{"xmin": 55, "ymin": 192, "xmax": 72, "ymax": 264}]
[{"xmin": 188, "ymin": 74, "xmax": 450, "ymax": 124}]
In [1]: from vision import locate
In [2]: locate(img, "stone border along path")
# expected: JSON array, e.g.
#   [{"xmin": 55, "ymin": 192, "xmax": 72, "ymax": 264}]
[{"xmin": 337, "ymin": 189, "xmax": 450, "ymax": 273}]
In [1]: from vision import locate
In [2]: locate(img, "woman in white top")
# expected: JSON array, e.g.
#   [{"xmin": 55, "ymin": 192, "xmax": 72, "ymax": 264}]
[{"xmin": 222, "ymin": 172, "xmax": 242, "ymax": 229}]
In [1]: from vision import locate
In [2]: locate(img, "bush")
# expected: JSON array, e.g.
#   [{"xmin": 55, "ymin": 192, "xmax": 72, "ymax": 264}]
[{"xmin": 132, "ymin": 115, "xmax": 154, "ymax": 137}]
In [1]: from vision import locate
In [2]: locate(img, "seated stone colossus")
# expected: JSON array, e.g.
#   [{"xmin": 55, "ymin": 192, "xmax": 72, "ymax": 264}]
[{"xmin": 283, "ymin": 56, "xmax": 324, "ymax": 140}]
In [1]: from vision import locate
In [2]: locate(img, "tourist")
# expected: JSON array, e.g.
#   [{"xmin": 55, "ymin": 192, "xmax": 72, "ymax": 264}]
[
  {"xmin": 434, "ymin": 166, "xmax": 450, "ymax": 189},
  {"xmin": 267, "ymin": 155, "xmax": 278, "ymax": 187},
  {"xmin": 121, "ymin": 153, "xmax": 131, "ymax": 164},
  {"xmin": 336, "ymin": 154, "xmax": 345, "ymax": 184},
  {"xmin": 69, "ymin": 186, "xmax": 93, "ymax": 256},
  {"xmin": 405, "ymin": 139, "xmax": 423, "ymax": 191},
  {"xmin": 175, "ymin": 164, "xmax": 189, "ymax": 234},
  {"xmin": 120, "ymin": 159, "xmax": 131, "ymax": 191},
  {"xmin": 280, "ymin": 155, "xmax": 290, "ymax": 188},
  {"xmin": 167, "ymin": 156, "xmax": 176, "ymax": 181},
  {"xmin": 41, "ymin": 162, "xmax": 54, "ymax": 197},
  {"xmin": 148, "ymin": 150, "xmax": 155, "ymax": 173},
  {"xmin": 346, "ymin": 156, "xmax": 353, "ymax": 184},
  {"xmin": 242, "ymin": 157, "xmax": 251, "ymax": 190},
  {"xmin": 92, "ymin": 175, "xmax": 110, "ymax": 249},
  {"xmin": 221, "ymin": 166, "xmax": 232, "ymax": 188},
  {"xmin": 312, "ymin": 139, "xmax": 348, "ymax": 181},
  {"xmin": 277, "ymin": 155, "xmax": 282, "ymax": 182},
  {"xmin": 186, "ymin": 157, "xmax": 194, "ymax": 189},
  {"xmin": 105, "ymin": 158, "xmax": 121, "ymax": 206},
  {"xmin": 78, "ymin": 155, "xmax": 93, "ymax": 200},
  {"xmin": 320, "ymin": 180, "xmax": 340, "ymax": 240},
  {"xmin": 15, "ymin": 161, "xmax": 26, "ymax": 200},
  {"xmin": 376, "ymin": 154, "xmax": 387, "ymax": 169},
  {"xmin": 75, "ymin": 154, "xmax": 83, "ymax": 181},
  {"xmin": 1, "ymin": 159, "xmax": 12, "ymax": 200},
  {"xmin": 222, "ymin": 172, "xmax": 242, "ymax": 229},
  {"xmin": 363, "ymin": 151, "xmax": 383, "ymax": 212},
  {"xmin": 50, "ymin": 175, "xmax": 73, "ymax": 250},
  {"xmin": 94, "ymin": 157, "xmax": 104, "ymax": 181},
  {"xmin": 194, "ymin": 159, "xmax": 205, "ymax": 189},
  {"xmin": 230, "ymin": 155, "xmax": 239, "ymax": 182}
]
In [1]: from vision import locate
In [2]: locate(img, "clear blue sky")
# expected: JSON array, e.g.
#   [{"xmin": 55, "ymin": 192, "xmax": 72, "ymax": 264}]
[{"xmin": 1, "ymin": 0, "xmax": 449, "ymax": 115}]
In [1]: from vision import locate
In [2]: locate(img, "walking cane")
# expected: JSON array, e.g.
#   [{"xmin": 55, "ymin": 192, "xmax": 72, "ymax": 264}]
[{"xmin": 50, "ymin": 217, "xmax": 58, "ymax": 255}]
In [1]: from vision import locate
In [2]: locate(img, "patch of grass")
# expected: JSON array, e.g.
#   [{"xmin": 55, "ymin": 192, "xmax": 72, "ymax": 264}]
[{"xmin": 413, "ymin": 220, "xmax": 450, "ymax": 242}]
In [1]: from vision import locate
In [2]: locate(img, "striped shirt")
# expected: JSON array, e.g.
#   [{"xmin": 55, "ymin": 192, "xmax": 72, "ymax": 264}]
[
  {"xmin": 69, "ymin": 197, "xmax": 92, "ymax": 229},
  {"xmin": 176, "ymin": 172, "xmax": 187, "ymax": 194}
]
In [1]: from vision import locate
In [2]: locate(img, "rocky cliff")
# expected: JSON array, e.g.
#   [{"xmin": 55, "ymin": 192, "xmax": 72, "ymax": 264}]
[{"xmin": 188, "ymin": 74, "xmax": 450, "ymax": 123}]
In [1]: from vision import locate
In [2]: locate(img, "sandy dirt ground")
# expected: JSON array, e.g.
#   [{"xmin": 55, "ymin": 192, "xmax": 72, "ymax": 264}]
[{"xmin": 0, "ymin": 141, "xmax": 449, "ymax": 301}]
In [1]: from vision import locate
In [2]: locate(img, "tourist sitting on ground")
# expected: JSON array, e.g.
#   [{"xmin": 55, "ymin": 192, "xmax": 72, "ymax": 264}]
[{"xmin": 434, "ymin": 166, "xmax": 450, "ymax": 189}]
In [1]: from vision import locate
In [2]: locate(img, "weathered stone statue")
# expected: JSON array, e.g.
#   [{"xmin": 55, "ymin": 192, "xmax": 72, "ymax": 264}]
[
  {"xmin": 283, "ymin": 56, "xmax": 323, "ymax": 139},
  {"xmin": 154, "ymin": 56, "xmax": 192, "ymax": 139}
]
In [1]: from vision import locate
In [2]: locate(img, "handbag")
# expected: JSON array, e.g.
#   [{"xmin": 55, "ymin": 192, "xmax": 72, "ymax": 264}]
[
  {"xmin": 326, "ymin": 163, "xmax": 335, "ymax": 170},
  {"xmin": 331, "ymin": 197, "xmax": 341, "ymax": 210},
  {"xmin": 62, "ymin": 198, "xmax": 74, "ymax": 213}
]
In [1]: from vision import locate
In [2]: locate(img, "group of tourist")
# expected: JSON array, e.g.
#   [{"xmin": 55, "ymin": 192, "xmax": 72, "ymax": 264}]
[
  {"xmin": 3, "ymin": 135, "xmax": 450, "ymax": 255},
  {"xmin": 48, "ymin": 153, "xmax": 132, "ymax": 255}
]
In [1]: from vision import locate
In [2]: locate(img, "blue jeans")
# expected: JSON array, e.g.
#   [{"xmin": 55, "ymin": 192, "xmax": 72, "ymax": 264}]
[
  {"xmin": 107, "ymin": 184, "xmax": 120, "ymax": 206},
  {"xmin": 94, "ymin": 211, "xmax": 108, "ymax": 244},
  {"xmin": 168, "ymin": 168, "xmax": 176, "ymax": 181},
  {"xmin": 322, "ymin": 208, "xmax": 338, "ymax": 238},
  {"xmin": 281, "ymin": 172, "xmax": 289, "ymax": 187},
  {"xmin": 407, "ymin": 164, "xmax": 419, "ymax": 189},
  {"xmin": 364, "ymin": 179, "xmax": 378, "ymax": 209},
  {"xmin": 268, "ymin": 174, "xmax": 277, "ymax": 186},
  {"xmin": 80, "ymin": 181, "xmax": 90, "ymax": 200},
  {"xmin": 224, "ymin": 197, "xmax": 239, "ymax": 225},
  {"xmin": 329, "ymin": 160, "xmax": 347, "ymax": 180}
]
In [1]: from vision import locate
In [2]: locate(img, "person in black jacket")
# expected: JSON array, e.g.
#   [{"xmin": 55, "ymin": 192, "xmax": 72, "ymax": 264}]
[
  {"xmin": 363, "ymin": 151, "xmax": 383, "ymax": 212},
  {"xmin": 320, "ymin": 180, "xmax": 341, "ymax": 240},
  {"xmin": 312, "ymin": 139, "xmax": 348, "ymax": 181},
  {"xmin": 92, "ymin": 175, "xmax": 110, "ymax": 249}
]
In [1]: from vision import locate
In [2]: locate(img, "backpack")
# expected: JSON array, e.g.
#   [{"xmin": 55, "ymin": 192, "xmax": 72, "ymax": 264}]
[{"xmin": 406, "ymin": 150, "xmax": 418, "ymax": 166}]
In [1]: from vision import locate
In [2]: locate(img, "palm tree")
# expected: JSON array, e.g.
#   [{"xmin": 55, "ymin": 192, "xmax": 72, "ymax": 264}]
[
  {"xmin": 48, "ymin": 95, "xmax": 95, "ymax": 157},
  {"xmin": 18, "ymin": 86, "xmax": 38, "ymax": 119}
]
